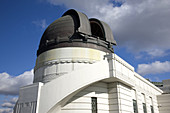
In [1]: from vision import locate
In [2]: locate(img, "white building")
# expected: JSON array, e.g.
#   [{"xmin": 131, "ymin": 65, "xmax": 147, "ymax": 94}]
[
  {"xmin": 156, "ymin": 79, "xmax": 170, "ymax": 113},
  {"xmin": 14, "ymin": 9, "xmax": 168, "ymax": 113}
]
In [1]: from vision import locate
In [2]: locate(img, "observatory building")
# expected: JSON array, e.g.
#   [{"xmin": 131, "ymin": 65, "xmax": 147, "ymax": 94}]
[{"xmin": 14, "ymin": 9, "xmax": 169, "ymax": 113}]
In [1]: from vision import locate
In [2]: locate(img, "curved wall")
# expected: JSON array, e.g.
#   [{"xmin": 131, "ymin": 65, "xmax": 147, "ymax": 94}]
[{"xmin": 34, "ymin": 47, "xmax": 107, "ymax": 83}]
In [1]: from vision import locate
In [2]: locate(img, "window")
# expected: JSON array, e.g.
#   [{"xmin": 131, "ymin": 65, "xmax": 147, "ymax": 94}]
[
  {"xmin": 143, "ymin": 103, "xmax": 147, "ymax": 113},
  {"xmin": 91, "ymin": 97, "xmax": 97, "ymax": 113},
  {"xmin": 149, "ymin": 97, "xmax": 154, "ymax": 113},
  {"xmin": 133, "ymin": 99, "xmax": 138, "ymax": 113},
  {"xmin": 142, "ymin": 93, "xmax": 147, "ymax": 113},
  {"xmin": 150, "ymin": 105, "xmax": 154, "ymax": 113},
  {"xmin": 132, "ymin": 90, "xmax": 138, "ymax": 113}
]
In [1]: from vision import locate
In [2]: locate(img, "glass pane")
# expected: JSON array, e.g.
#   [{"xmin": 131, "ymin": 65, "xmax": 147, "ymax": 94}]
[
  {"xmin": 151, "ymin": 105, "xmax": 154, "ymax": 113},
  {"xmin": 91, "ymin": 97, "xmax": 97, "ymax": 113},
  {"xmin": 133, "ymin": 99, "xmax": 138, "ymax": 113},
  {"xmin": 143, "ymin": 103, "xmax": 147, "ymax": 113}
]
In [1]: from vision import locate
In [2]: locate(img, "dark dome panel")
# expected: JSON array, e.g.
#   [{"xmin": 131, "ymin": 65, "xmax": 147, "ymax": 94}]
[
  {"xmin": 63, "ymin": 9, "xmax": 92, "ymax": 35},
  {"xmin": 42, "ymin": 15, "xmax": 75, "ymax": 41},
  {"xmin": 89, "ymin": 18, "xmax": 117, "ymax": 45},
  {"xmin": 37, "ymin": 15, "xmax": 75, "ymax": 56},
  {"xmin": 100, "ymin": 21, "xmax": 117, "ymax": 45}
]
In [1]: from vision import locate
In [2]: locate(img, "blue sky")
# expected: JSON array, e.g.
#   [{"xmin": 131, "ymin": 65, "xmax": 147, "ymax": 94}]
[{"xmin": 0, "ymin": 0, "xmax": 170, "ymax": 112}]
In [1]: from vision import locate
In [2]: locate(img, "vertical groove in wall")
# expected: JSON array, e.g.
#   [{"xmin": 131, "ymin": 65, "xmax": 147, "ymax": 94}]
[{"xmin": 108, "ymin": 82, "xmax": 119, "ymax": 113}]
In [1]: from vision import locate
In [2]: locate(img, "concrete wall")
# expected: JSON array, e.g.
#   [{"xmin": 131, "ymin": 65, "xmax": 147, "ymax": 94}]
[
  {"xmin": 116, "ymin": 82, "xmax": 133, "ymax": 113},
  {"xmin": 14, "ymin": 47, "xmax": 163, "ymax": 113},
  {"xmin": 61, "ymin": 82, "xmax": 130, "ymax": 113},
  {"xmin": 157, "ymin": 94, "xmax": 170, "ymax": 113},
  {"xmin": 60, "ymin": 80, "xmax": 161, "ymax": 113},
  {"xmin": 14, "ymin": 83, "xmax": 43, "ymax": 113},
  {"xmin": 34, "ymin": 47, "xmax": 105, "ymax": 83},
  {"xmin": 62, "ymin": 82, "xmax": 110, "ymax": 113},
  {"xmin": 134, "ymin": 73, "xmax": 161, "ymax": 113}
]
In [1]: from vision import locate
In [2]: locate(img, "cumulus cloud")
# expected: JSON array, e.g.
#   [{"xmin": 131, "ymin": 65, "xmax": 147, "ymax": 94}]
[
  {"xmin": 0, "ymin": 97, "xmax": 18, "ymax": 113},
  {"xmin": 1, "ymin": 97, "xmax": 18, "ymax": 109},
  {"xmin": 45, "ymin": 0, "xmax": 170, "ymax": 57},
  {"xmin": 1, "ymin": 103, "xmax": 14, "ymax": 108},
  {"xmin": 137, "ymin": 61, "xmax": 170, "ymax": 75},
  {"xmin": 146, "ymin": 49, "xmax": 167, "ymax": 57},
  {"xmin": 32, "ymin": 19, "xmax": 47, "ymax": 29},
  {"xmin": 0, "ymin": 108, "xmax": 12, "ymax": 113},
  {"xmin": 0, "ymin": 69, "xmax": 34, "ymax": 95}
]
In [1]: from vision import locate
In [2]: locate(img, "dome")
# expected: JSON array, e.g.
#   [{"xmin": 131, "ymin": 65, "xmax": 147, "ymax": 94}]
[
  {"xmin": 89, "ymin": 18, "xmax": 117, "ymax": 45},
  {"xmin": 37, "ymin": 9, "xmax": 117, "ymax": 56}
]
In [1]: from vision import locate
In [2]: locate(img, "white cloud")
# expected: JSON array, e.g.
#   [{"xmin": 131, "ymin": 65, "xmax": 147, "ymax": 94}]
[
  {"xmin": 45, "ymin": 0, "xmax": 170, "ymax": 56},
  {"xmin": 0, "ymin": 69, "xmax": 34, "ymax": 95},
  {"xmin": 0, "ymin": 97, "xmax": 18, "ymax": 113},
  {"xmin": 1, "ymin": 97, "xmax": 18, "ymax": 108},
  {"xmin": 1, "ymin": 97, "xmax": 18, "ymax": 109},
  {"xmin": 137, "ymin": 61, "xmax": 170, "ymax": 75},
  {"xmin": 32, "ymin": 19, "xmax": 47, "ymax": 29},
  {"xmin": 1, "ymin": 102, "xmax": 14, "ymax": 108},
  {"xmin": 0, "ymin": 108, "xmax": 12, "ymax": 113},
  {"xmin": 146, "ymin": 49, "xmax": 167, "ymax": 57}
]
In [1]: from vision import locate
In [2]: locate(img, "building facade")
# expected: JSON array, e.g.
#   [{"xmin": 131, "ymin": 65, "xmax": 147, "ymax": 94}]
[
  {"xmin": 155, "ymin": 79, "xmax": 170, "ymax": 113},
  {"xmin": 14, "ymin": 9, "xmax": 166, "ymax": 113}
]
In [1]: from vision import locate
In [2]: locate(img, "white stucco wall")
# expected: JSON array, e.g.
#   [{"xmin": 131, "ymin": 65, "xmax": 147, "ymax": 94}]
[
  {"xmin": 34, "ymin": 47, "xmax": 106, "ymax": 83},
  {"xmin": 14, "ymin": 47, "xmax": 163, "ymax": 113}
]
